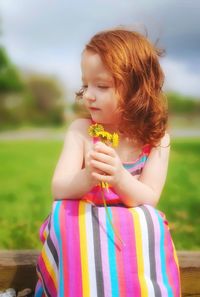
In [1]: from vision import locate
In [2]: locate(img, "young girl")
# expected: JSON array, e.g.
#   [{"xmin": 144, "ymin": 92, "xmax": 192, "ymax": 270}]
[{"xmin": 35, "ymin": 28, "xmax": 181, "ymax": 297}]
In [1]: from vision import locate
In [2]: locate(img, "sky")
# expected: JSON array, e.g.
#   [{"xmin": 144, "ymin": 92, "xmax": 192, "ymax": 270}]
[{"xmin": 0, "ymin": 0, "xmax": 200, "ymax": 101}]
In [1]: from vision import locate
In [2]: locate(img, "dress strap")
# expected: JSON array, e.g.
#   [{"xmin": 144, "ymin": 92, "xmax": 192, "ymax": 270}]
[
  {"xmin": 92, "ymin": 136, "xmax": 100, "ymax": 144},
  {"xmin": 143, "ymin": 143, "xmax": 152, "ymax": 155}
]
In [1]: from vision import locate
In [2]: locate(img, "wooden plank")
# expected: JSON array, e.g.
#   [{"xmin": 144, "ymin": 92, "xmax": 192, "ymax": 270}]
[
  {"xmin": 0, "ymin": 250, "xmax": 39, "ymax": 291},
  {"xmin": 0, "ymin": 250, "xmax": 200, "ymax": 296},
  {"xmin": 178, "ymin": 251, "xmax": 200, "ymax": 297}
]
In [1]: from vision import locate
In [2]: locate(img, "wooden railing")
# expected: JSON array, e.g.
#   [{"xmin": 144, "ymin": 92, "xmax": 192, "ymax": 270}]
[{"xmin": 0, "ymin": 250, "xmax": 200, "ymax": 296}]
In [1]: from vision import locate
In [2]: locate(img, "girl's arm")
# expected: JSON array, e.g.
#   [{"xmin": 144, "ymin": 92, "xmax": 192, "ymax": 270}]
[
  {"xmin": 51, "ymin": 119, "xmax": 96, "ymax": 200},
  {"xmin": 52, "ymin": 167, "xmax": 93, "ymax": 200},
  {"xmin": 115, "ymin": 135, "xmax": 170, "ymax": 207},
  {"xmin": 90, "ymin": 133, "xmax": 170, "ymax": 207}
]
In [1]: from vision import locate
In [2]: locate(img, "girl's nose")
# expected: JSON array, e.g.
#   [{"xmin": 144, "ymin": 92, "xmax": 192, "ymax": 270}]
[
  {"xmin": 87, "ymin": 96, "xmax": 96, "ymax": 102},
  {"xmin": 83, "ymin": 89, "xmax": 96, "ymax": 102}
]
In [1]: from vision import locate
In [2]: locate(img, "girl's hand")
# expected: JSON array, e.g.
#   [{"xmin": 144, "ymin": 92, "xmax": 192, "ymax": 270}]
[
  {"xmin": 90, "ymin": 141, "xmax": 125, "ymax": 187},
  {"xmin": 85, "ymin": 147, "xmax": 106, "ymax": 187}
]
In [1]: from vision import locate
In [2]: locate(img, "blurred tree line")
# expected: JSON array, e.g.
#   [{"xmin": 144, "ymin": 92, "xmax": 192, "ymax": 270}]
[
  {"xmin": 0, "ymin": 45, "xmax": 200, "ymax": 131},
  {"xmin": 167, "ymin": 92, "xmax": 200, "ymax": 114},
  {"xmin": 0, "ymin": 46, "xmax": 66, "ymax": 130}
]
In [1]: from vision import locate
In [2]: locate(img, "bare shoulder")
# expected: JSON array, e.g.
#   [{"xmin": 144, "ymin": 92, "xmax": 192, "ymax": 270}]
[
  {"xmin": 149, "ymin": 131, "xmax": 171, "ymax": 157},
  {"xmin": 68, "ymin": 118, "xmax": 91, "ymax": 129},
  {"xmin": 159, "ymin": 131, "xmax": 171, "ymax": 148},
  {"xmin": 67, "ymin": 118, "xmax": 91, "ymax": 138}
]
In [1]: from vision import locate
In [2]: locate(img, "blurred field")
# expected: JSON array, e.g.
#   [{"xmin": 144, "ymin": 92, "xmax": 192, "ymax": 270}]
[{"xmin": 0, "ymin": 137, "xmax": 200, "ymax": 250}]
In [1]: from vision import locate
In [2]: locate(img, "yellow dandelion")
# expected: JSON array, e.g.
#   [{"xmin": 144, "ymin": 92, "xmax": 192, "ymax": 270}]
[
  {"xmin": 112, "ymin": 133, "xmax": 119, "ymax": 147},
  {"xmin": 97, "ymin": 131, "xmax": 112, "ymax": 141},
  {"xmin": 88, "ymin": 123, "xmax": 104, "ymax": 137}
]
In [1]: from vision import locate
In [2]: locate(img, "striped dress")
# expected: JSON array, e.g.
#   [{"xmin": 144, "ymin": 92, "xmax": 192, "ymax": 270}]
[{"xmin": 34, "ymin": 143, "xmax": 181, "ymax": 297}]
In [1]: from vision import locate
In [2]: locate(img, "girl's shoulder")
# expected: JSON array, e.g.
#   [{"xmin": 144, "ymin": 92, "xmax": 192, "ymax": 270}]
[
  {"xmin": 67, "ymin": 118, "xmax": 92, "ymax": 139},
  {"xmin": 160, "ymin": 131, "xmax": 171, "ymax": 147},
  {"xmin": 68, "ymin": 117, "xmax": 91, "ymax": 129},
  {"xmin": 155, "ymin": 131, "xmax": 171, "ymax": 149},
  {"xmin": 141, "ymin": 132, "xmax": 170, "ymax": 159},
  {"xmin": 145, "ymin": 131, "xmax": 170, "ymax": 151}
]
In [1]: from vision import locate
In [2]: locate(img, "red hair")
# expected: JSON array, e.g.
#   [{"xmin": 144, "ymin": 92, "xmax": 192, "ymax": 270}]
[{"xmin": 76, "ymin": 27, "xmax": 168, "ymax": 148}]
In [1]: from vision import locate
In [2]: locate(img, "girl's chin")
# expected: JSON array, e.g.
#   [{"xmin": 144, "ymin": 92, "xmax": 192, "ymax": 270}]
[
  {"xmin": 90, "ymin": 113, "xmax": 117, "ymax": 126},
  {"xmin": 90, "ymin": 116, "xmax": 114, "ymax": 127},
  {"xmin": 91, "ymin": 117, "xmax": 103, "ymax": 125},
  {"xmin": 90, "ymin": 114, "xmax": 101, "ymax": 121}
]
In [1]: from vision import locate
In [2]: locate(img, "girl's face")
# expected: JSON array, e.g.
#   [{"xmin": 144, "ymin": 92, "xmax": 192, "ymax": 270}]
[{"xmin": 81, "ymin": 50, "xmax": 121, "ymax": 127}]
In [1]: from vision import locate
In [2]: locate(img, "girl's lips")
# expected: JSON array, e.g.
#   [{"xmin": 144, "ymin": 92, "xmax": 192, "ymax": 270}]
[{"xmin": 89, "ymin": 107, "xmax": 100, "ymax": 110}]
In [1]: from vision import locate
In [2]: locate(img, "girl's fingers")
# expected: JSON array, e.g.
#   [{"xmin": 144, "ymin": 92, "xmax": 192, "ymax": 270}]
[
  {"xmin": 93, "ymin": 167, "xmax": 105, "ymax": 175},
  {"xmin": 91, "ymin": 151, "xmax": 114, "ymax": 165},
  {"xmin": 94, "ymin": 142, "xmax": 115, "ymax": 157},
  {"xmin": 92, "ymin": 172, "xmax": 112, "ymax": 183},
  {"xmin": 91, "ymin": 159, "xmax": 113, "ymax": 175}
]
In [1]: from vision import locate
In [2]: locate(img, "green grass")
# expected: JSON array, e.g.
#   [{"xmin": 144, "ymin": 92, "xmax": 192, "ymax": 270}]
[
  {"xmin": 0, "ymin": 138, "xmax": 200, "ymax": 250},
  {"xmin": 158, "ymin": 138, "xmax": 200, "ymax": 250}
]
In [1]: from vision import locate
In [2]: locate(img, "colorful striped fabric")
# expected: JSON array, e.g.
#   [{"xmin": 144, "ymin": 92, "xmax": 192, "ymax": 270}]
[
  {"xmin": 34, "ymin": 142, "xmax": 181, "ymax": 297},
  {"xmin": 35, "ymin": 202, "xmax": 180, "ymax": 297},
  {"xmin": 123, "ymin": 144, "xmax": 152, "ymax": 175}
]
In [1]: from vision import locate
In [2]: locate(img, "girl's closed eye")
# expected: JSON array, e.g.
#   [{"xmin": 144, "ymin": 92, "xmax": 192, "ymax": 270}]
[
  {"xmin": 97, "ymin": 86, "xmax": 109, "ymax": 89},
  {"xmin": 82, "ymin": 85, "xmax": 109, "ymax": 90}
]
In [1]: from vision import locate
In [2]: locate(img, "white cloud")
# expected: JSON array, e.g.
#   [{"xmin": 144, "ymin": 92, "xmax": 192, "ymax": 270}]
[{"xmin": 162, "ymin": 58, "xmax": 200, "ymax": 98}]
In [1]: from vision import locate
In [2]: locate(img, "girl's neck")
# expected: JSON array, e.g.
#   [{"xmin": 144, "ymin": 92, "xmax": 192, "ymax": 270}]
[
  {"xmin": 101, "ymin": 123, "xmax": 119, "ymax": 134},
  {"xmin": 100, "ymin": 124, "xmax": 141, "ymax": 146},
  {"xmin": 91, "ymin": 119, "xmax": 119, "ymax": 134},
  {"xmin": 91, "ymin": 119, "xmax": 143, "ymax": 147}
]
